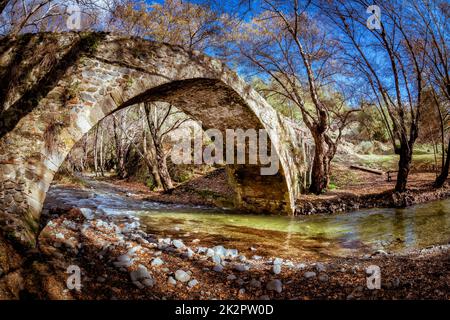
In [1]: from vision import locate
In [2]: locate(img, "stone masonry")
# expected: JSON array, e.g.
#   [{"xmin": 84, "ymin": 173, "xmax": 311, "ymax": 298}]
[{"xmin": 0, "ymin": 32, "xmax": 311, "ymax": 250}]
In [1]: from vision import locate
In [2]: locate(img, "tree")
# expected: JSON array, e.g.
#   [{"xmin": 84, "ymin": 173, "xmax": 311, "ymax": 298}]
[
  {"xmin": 225, "ymin": 0, "xmax": 358, "ymax": 194},
  {"xmin": 322, "ymin": 0, "xmax": 429, "ymax": 192},
  {"xmin": 143, "ymin": 102, "xmax": 190, "ymax": 192},
  {"xmin": 410, "ymin": 0, "xmax": 450, "ymax": 186},
  {"xmin": 106, "ymin": 0, "xmax": 222, "ymax": 191},
  {"xmin": 0, "ymin": 0, "xmax": 111, "ymax": 36},
  {"xmin": 109, "ymin": 0, "xmax": 226, "ymax": 51}
]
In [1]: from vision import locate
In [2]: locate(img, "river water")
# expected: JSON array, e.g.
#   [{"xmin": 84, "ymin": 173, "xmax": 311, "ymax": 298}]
[{"xmin": 43, "ymin": 179, "xmax": 450, "ymax": 261}]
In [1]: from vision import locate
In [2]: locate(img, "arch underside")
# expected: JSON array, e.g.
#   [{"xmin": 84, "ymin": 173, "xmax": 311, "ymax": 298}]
[{"xmin": 0, "ymin": 33, "xmax": 306, "ymax": 250}]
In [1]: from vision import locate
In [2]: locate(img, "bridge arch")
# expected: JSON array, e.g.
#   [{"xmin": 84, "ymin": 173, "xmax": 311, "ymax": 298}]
[{"xmin": 0, "ymin": 33, "xmax": 307, "ymax": 249}]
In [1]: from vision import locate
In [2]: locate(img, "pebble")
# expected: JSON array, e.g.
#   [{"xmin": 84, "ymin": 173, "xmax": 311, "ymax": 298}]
[
  {"xmin": 130, "ymin": 265, "xmax": 151, "ymax": 282},
  {"xmin": 226, "ymin": 249, "xmax": 239, "ymax": 258},
  {"xmin": 188, "ymin": 279, "xmax": 199, "ymax": 288},
  {"xmin": 285, "ymin": 261, "xmax": 294, "ymax": 268},
  {"xmin": 315, "ymin": 263, "xmax": 326, "ymax": 273},
  {"xmin": 252, "ymin": 255, "xmax": 262, "ymax": 260},
  {"xmin": 266, "ymin": 279, "xmax": 283, "ymax": 293},
  {"xmin": 260, "ymin": 295, "xmax": 270, "ymax": 300},
  {"xmin": 296, "ymin": 263, "xmax": 307, "ymax": 270},
  {"xmin": 168, "ymin": 276, "xmax": 177, "ymax": 285},
  {"xmin": 273, "ymin": 258, "xmax": 283, "ymax": 265},
  {"xmin": 172, "ymin": 239, "xmax": 185, "ymax": 249},
  {"xmin": 197, "ymin": 247, "xmax": 207, "ymax": 254},
  {"xmin": 238, "ymin": 288, "xmax": 246, "ymax": 295},
  {"xmin": 206, "ymin": 248, "xmax": 215, "ymax": 257},
  {"xmin": 372, "ymin": 249, "xmax": 388, "ymax": 257},
  {"xmin": 132, "ymin": 281, "xmax": 144, "ymax": 289},
  {"xmin": 117, "ymin": 254, "xmax": 132, "ymax": 262},
  {"xmin": 213, "ymin": 265, "xmax": 224, "ymax": 272},
  {"xmin": 80, "ymin": 208, "xmax": 94, "ymax": 220},
  {"xmin": 142, "ymin": 278, "xmax": 155, "ymax": 287},
  {"xmin": 304, "ymin": 271, "xmax": 317, "ymax": 279},
  {"xmin": 213, "ymin": 245, "xmax": 227, "ymax": 257},
  {"xmin": 273, "ymin": 264, "xmax": 282, "ymax": 275},
  {"xmin": 185, "ymin": 248, "xmax": 195, "ymax": 259},
  {"xmin": 127, "ymin": 245, "xmax": 142, "ymax": 256},
  {"xmin": 175, "ymin": 270, "xmax": 191, "ymax": 283},
  {"xmin": 151, "ymin": 258, "xmax": 164, "ymax": 267},
  {"xmin": 212, "ymin": 255, "xmax": 222, "ymax": 265},
  {"xmin": 234, "ymin": 264, "xmax": 249, "ymax": 272}
]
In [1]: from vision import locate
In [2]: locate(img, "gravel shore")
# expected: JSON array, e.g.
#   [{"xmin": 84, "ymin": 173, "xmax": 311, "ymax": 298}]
[{"xmin": 21, "ymin": 207, "xmax": 448, "ymax": 300}]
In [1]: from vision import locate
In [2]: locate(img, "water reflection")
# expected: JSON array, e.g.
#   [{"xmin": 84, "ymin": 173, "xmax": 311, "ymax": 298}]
[
  {"xmin": 138, "ymin": 201, "xmax": 450, "ymax": 260},
  {"xmin": 44, "ymin": 182, "xmax": 450, "ymax": 261}
]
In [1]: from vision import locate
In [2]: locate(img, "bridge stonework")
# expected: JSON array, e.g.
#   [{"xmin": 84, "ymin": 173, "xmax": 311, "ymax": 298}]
[{"xmin": 0, "ymin": 33, "xmax": 310, "ymax": 251}]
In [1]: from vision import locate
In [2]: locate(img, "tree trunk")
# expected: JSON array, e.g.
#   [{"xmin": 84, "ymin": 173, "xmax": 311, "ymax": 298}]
[
  {"xmin": 93, "ymin": 125, "xmax": 99, "ymax": 176},
  {"xmin": 434, "ymin": 136, "xmax": 450, "ymax": 188},
  {"xmin": 99, "ymin": 125, "xmax": 105, "ymax": 176},
  {"xmin": 154, "ymin": 139, "xmax": 173, "ymax": 192},
  {"xmin": 113, "ymin": 117, "xmax": 127, "ymax": 179},
  {"xmin": 309, "ymin": 133, "xmax": 330, "ymax": 194},
  {"xmin": 395, "ymin": 144, "xmax": 413, "ymax": 192},
  {"xmin": 142, "ymin": 128, "xmax": 162, "ymax": 190}
]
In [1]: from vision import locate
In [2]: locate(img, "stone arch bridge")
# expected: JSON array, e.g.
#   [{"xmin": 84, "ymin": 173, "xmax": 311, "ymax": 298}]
[{"xmin": 0, "ymin": 32, "xmax": 310, "ymax": 251}]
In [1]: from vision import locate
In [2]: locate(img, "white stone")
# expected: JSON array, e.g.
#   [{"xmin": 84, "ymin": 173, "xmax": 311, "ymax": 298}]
[
  {"xmin": 273, "ymin": 264, "xmax": 282, "ymax": 275},
  {"xmin": 212, "ymin": 254, "xmax": 222, "ymax": 265},
  {"xmin": 188, "ymin": 279, "xmax": 199, "ymax": 288},
  {"xmin": 273, "ymin": 258, "xmax": 283, "ymax": 265},
  {"xmin": 304, "ymin": 271, "xmax": 317, "ymax": 279},
  {"xmin": 151, "ymin": 258, "xmax": 164, "ymax": 267},
  {"xmin": 168, "ymin": 276, "xmax": 177, "ymax": 285},
  {"xmin": 174, "ymin": 270, "xmax": 191, "ymax": 283},
  {"xmin": 172, "ymin": 239, "xmax": 185, "ymax": 249}
]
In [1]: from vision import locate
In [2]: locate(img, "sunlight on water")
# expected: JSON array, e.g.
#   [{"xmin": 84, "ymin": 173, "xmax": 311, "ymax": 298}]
[
  {"xmin": 137, "ymin": 199, "xmax": 450, "ymax": 260},
  {"xmin": 45, "ymin": 182, "xmax": 450, "ymax": 261}
]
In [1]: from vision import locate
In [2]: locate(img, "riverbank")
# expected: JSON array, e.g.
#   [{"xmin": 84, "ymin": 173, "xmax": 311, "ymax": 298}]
[
  {"xmin": 296, "ymin": 171, "xmax": 450, "ymax": 215},
  {"xmin": 9, "ymin": 206, "xmax": 449, "ymax": 300}
]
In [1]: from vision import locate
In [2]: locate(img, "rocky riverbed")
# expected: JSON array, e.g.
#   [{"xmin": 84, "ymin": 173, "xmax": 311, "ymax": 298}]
[{"xmin": 16, "ymin": 206, "xmax": 448, "ymax": 300}]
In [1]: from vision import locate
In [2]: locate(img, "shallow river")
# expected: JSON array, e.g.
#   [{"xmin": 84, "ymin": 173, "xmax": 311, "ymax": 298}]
[{"xmin": 44, "ymin": 179, "xmax": 450, "ymax": 261}]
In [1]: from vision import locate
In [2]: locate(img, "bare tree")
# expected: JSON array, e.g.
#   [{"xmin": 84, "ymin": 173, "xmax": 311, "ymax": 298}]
[
  {"xmin": 226, "ymin": 0, "xmax": 358, "ymax": 194},
  {"xmin": 410, "ymin": 0, "xmax": 450, "ymax": 186},
  {"xmin": 322, "ymin": 0, "xmax": 429, "ymax": 192},
  {"xmin": 108, "ymin": 0, "xmax": 226, "ymax": 51},
  {"xmin": 143, "ymin": 102, "xmax": 190, "ymax": 192}
]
